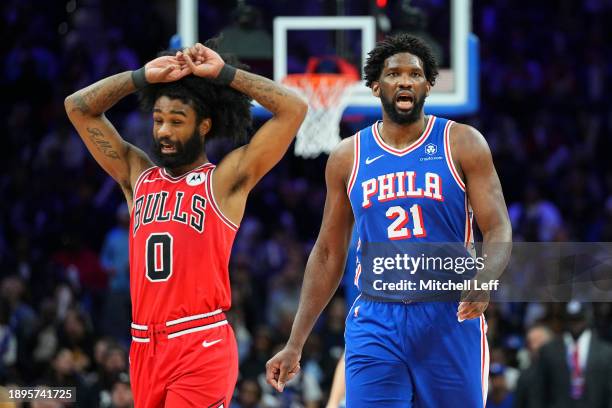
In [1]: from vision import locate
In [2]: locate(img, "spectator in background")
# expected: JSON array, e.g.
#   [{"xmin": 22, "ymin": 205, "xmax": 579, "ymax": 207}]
[
  {"xmin": 1, "ymin": 275, "xmax": 37, "ymax": 381},
  {"xmin": 0, "ymin": 299, "xmax": 17, "ymax": 383},
  {"xmin": 31, "ymin": 298, "xmax": 60, "ymax": 377},
  {"xmin": 85, "ymin": 343, "xmax": 129, "ymax": 407},
  {"xmin": 37, "ymin": 348, "xmax": 87, "ymax": 397},
  {"xmin": 514, "ymin": 323, "xmax": 553, "ymax": 408},
  {"xmin": 56, "ymin": 308, "xmax": 94, "ymax": 374},
  {"xmin": 262, "ymin": 345, "xmax": 323, "ymax": 408},
  {"xmin": 109, "ymin": 371, "xmax": 133, "ymax": 408},
  {"xmin": 233, "ymin": 377, "xmax": 263, "ymax": 408},
  {"xmin": 52, "ymin": 233, "xmax": 108, "ymax": 320},
  {"xmin": 100, "ymin": 205, "xmax": 131, "ymax": 344},
  {"xmin": 509, "ymin": 184, "xmax": 563, "ymax": 241},
  {"xmin": 534, "ymin": 301, "xmax": 612, "ymax": 407},
  {"xmin": 488, "ymin": 363, "xmax": 514, "ymax": 408},
  {"xmin": 241, "ymin": 326, "xmax": 275, "ymax": 381}
]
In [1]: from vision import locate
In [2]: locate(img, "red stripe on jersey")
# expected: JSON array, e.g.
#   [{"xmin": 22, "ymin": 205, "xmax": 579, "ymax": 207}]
[
  {"xmin": 133, "ymin": 167, "xmax": 157, "ymax": 201},
  {"xmin": 372, "ymin": 116, "xmax": 435, "ymax": 156},
  {"xmin": 160, "ymin": 163, "xmax": 214, "ymax": 182},
  {"xmin": 444, "ymin": 120, "xmax": 466, "ymax": 191},
  {"xmin": 205, "ymin": 167, "xmax": 239, "ymax": 231},
  {"xmin": 346, "ymin": 132, "xmax": 360, "ymax": 196}
]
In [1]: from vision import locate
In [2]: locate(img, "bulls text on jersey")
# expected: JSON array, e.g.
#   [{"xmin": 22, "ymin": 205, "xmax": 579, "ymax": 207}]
[
  {"xmin": 361, "ymin": 171, "xmax": 443, "ymax": 208},
  {"xmin": 132, "ymin": 191, "xmax": 206, "ymax": 235}
]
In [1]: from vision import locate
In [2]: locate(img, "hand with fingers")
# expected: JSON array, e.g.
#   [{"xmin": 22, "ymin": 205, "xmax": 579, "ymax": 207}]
[
  {"xmin": 176, "ymin": 43, "xmax": 225, "ymax": 79},
  {"xmin": 457, "ymin": 288, "xmax": 490, "ymax": 322},
  {"xmin": 143, "ymin": 55, "xmax": 192, "ymax": 84},
  {"xmin": 265, "ymin": 346, "xmax": 302, "ymax": 392}
]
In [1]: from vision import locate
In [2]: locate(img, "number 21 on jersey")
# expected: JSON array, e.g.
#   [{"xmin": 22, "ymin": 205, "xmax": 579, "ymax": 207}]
[{"xmin": 386, "ymin": 204, "xmax": 426, "ymax": 240}]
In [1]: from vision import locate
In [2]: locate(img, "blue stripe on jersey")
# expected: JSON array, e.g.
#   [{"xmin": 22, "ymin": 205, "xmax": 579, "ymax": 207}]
[{"xmin": 347, "ymin": 116, "xmax": 474, "ymax": 299}]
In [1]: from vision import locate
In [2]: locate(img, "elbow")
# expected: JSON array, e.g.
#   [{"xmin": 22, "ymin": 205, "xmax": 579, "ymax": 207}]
[
  {"xmin": 64, "ymin": 92, "xmax": 91, "ymax": 117},
  {"xmin": 64, "ymin": 94, "xmax": 80, "ymax": 117},
  {"xmin": 64, "ymin": 94, "xmax": 74, "ymax": 114},
  {"xmin": 279, "ymin": 93, "xmax": 308, "ymax": 122},
  {"xmin": 286, "ymin": 97, "xmax": 308, "ymax": 124}
]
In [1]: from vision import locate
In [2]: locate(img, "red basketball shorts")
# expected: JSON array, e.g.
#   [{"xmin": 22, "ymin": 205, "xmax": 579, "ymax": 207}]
[{"xmin": 129, "ymin": 311, "xmax": 238, "ymax": 407}]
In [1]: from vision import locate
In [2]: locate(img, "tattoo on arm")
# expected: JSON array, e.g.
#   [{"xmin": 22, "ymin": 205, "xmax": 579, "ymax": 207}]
[
  {"xmin": 86, "ymin": 127, "xmax": 120, "ymax": 159},
  {"xmin": 69, "ymin": 73, "xmax": 134, "ymax": 116},
  {"xmin": 231, "ymin": 70, "xmax": 295, "ymax": 113},
  {"xmin": 71, "ymin": 94, "xmax": 91, "ymax": 115}
]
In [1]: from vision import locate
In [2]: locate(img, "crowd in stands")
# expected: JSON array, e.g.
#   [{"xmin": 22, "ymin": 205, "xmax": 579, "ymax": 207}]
[{"xmin": 1, "ymin": 0, "xmax": 612, "ymax": 406}]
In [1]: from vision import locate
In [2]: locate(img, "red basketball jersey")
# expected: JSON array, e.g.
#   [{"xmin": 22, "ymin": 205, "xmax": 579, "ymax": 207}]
[{"xmin": 129, "ymin": 163, "xmax": 237, "ymax": 324}]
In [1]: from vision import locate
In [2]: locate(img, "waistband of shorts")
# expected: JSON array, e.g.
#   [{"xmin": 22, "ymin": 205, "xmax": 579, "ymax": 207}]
[
  {"xmin": 130, "ymin": 309, "xmax": 227, "ymax": 342},
  {"xmin": 359, "ymin": 293, "xmax": 458, "ymax": 304},
  {"xmin": 359, "ymin": 293, "xmax": 422, "ymax": 304}
]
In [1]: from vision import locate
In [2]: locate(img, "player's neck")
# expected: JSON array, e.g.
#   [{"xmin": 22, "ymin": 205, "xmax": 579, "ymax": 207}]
[
  {"xmin": 379, "ymin": 114, "xmax": 428, "ymax": 150},
  {"xmin": 164, "ymin": 156, "xmax": 209, "ymax": 177}
]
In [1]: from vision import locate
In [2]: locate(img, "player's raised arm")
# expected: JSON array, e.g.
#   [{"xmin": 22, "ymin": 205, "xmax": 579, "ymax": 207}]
[
  {"xmin": 265, "ymin": 137, "xmax": 355, "ymax": 392},
  {"xmin": 451, "ymin": 124, "xmax": 512, "ymax": 320},
  {"xmin": 179, "ymin": 43, "xmax": 307, "ymax": 198},
  {"xmin": 64, "ymin": 56, "xmax": 190, "ymax": 205}
]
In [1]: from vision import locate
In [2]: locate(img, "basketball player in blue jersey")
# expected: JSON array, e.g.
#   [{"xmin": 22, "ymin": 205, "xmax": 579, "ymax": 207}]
[{"xmin": 266, "ymin": 34, "xmax": 512, "ymax": 407}]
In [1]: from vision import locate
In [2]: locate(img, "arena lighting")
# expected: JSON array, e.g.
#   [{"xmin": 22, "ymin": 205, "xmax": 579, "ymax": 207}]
[{"xmin": 376, "ymin": 0, "xmax": 388, "ymax": 7}]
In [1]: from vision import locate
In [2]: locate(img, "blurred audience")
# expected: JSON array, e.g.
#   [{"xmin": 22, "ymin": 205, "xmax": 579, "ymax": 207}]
[
  {"xmin": 533, "ymin": 302, "xmax": 612, "ymax": 408},
  {"xmin": 1, "ymin": 1, "xmax": 611, "ymax": 407}
]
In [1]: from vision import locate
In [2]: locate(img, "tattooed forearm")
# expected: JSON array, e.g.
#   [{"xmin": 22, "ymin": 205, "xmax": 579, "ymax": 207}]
[
  {"xmin": 67, "ymin": 72, "xmax": 135, "ymax": 116},
  {"xmin": 230, "ymin": 70, "xmax": 301, "ymax": 115},
  {"xmin": 71, "ymin": 94, "xmax": 91, "ymax": 115},
  {"xmin": 86, "ymin": 127, "xmax": 120, "ymax": 159}
]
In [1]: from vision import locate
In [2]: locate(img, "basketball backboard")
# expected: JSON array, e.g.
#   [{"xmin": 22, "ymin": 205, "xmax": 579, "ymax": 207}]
[{"xmin": 252, "ymin": 0, "xmax": 478, "ymax": 119}]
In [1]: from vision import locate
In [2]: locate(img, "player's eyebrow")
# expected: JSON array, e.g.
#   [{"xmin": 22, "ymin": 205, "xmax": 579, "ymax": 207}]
[{"xmin": 153, "ymin": 108, "xmax": 188, "ymax": 117}]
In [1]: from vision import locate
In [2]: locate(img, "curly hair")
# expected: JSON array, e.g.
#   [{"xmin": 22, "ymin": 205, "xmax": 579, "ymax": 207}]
[
  {"xmin": 363, "ymin": 33, "xmax": 439, "ymax": 88},
  {"xmin": 138, "ymin": 37, "xmax": 252, "ymax": 144}
]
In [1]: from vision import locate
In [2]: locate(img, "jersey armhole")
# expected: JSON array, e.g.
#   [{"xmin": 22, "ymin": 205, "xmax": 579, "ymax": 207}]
[
  {"xmin": 131, "ymin": 167, "xmax": 157, "ymax": 207},
  {"xmin": 346, "ymin": 131, "xmax": 361, "ymax": 196},
  {"xmin": 205, "ymin": 167, "xmax": 239, "ymax": 232},
  {"xmin": 443, "ymin": 121, "xmax": 466, "ymax": 192}
]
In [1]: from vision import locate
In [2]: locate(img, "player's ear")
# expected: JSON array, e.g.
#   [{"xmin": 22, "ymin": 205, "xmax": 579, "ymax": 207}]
[
  {"xmin": 199, "ymin": 117, "xmax": 212, "ymax": 136},
  {"xmin": 425, "ymin": 82, "xmax": 431, "ymax": 97},
  {"xmin": 371, "ymin": 81, "xmax": 381, "ymax": 98}
]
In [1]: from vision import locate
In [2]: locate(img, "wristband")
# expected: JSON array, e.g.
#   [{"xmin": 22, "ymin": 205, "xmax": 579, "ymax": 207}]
[
  {"xmin": 215, "ymin": 64, "xmax": 237, "ymax": 85},
  {"xmin": 131, "ymin": 67, "xmax": 149, "ymax": 89}
]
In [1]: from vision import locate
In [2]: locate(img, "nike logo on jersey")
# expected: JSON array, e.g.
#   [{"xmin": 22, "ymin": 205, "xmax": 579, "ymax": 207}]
[
  {"xmin": 365, "ymin": 154, "xmax": 384, "ymax": 165},
  {"xmin": 202, "ymin": 339, "xmax": 222, "ymax": 348}
]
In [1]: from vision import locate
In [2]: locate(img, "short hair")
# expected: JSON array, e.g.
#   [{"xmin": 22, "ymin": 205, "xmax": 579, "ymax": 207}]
[
  {"xmin": 363, "ymin": 33, "xmax": 439, "ymax": 88},
  {"xmin": 139, "ymin": 37, "xmax": 252, "ymax": 144}
]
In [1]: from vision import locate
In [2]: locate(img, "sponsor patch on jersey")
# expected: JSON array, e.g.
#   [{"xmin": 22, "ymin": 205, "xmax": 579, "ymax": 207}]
[
  {"xmin": 187, "ymin": 172, "xmax": 206, "ymax": 186},
  {"xmin": 425, "ymin": 143, "xmax": 437, "ymax": 156},
  {"xmin": 420, "ymin": 143, "xmax": 443, "ymax": 161}
]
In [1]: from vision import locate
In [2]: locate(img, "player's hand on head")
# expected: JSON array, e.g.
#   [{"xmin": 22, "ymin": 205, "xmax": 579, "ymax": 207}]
[
  {"xmin": 265, "ymin": 347, "xmax": 302, "ymax": 392},
  {"xmin": 144, "ymin": 56, "xmax": 191, "ymax": 83},
  {"xmin": 458, "ymin": 288, "xmax": 490, "ymax": 321},
  {"xmin": 178, "ymin": 42, "xmax": 225, "ymax": 79}
]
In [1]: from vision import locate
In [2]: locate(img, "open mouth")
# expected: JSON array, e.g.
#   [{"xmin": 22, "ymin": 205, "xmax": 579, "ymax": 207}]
[
  {"xmin": 395, "ymin": 93, "xmax": 414, "ymax": 110},
  {"xmin": 159, "ymin": 140, "xmax": 177, "ymax": 154}
]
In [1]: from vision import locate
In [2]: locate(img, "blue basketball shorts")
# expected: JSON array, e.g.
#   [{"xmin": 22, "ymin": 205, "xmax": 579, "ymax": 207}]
[{"xmin": 345, "ymin": 296, "xmax": 489, "ymax": 408}]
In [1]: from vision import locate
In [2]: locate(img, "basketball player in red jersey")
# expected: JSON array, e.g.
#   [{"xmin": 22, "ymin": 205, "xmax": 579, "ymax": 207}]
[{"xmin": 65, "ymin": 39, "xmax": 307, "ymax": 407}]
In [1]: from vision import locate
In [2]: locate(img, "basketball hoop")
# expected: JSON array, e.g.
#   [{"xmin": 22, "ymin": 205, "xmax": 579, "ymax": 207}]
[{"xmin": 283, "ymin": 73, "xmax": 357, "ymax": 158}]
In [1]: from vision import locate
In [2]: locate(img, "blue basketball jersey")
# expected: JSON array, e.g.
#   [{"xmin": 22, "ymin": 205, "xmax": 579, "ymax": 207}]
[
  {"xmin": 343, "ymin": 116, "xmax": 489, "ymax": 408},
  {"xmin": 347, "ymin": 116, "xmax": 474, "ymax": 299}
]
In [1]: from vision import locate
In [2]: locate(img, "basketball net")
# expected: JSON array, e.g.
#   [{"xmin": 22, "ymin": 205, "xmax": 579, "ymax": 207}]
[{"xmin": 283, "ymin": 73, "xmax": 357, "ymax": 158}]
